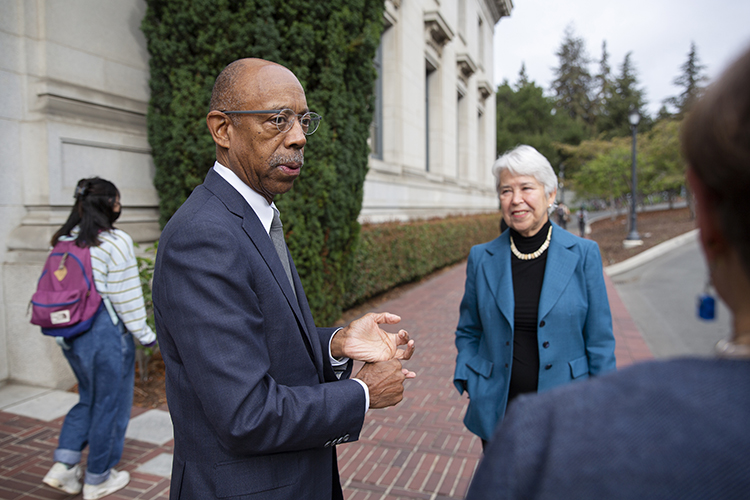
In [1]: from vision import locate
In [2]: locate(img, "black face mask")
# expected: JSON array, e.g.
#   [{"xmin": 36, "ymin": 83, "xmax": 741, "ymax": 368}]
[{"xmin": 109, "ymin": 210, "xmax": 121, "ymax": 224}]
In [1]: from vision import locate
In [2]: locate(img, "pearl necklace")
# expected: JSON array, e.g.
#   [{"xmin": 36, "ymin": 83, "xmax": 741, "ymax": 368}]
[
  {"xmin": 715, "ymin": 338, "xmax": 750, "ymax": 359},
  {"xmin": 510, "ymin": 226, "xmax": 553, "ymax": 261}
]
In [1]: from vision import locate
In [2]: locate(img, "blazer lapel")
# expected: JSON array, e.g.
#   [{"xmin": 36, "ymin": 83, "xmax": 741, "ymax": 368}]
[
  {"xmin": 482, "ymin": 234, "xmax": 515, "ymax": 328},
  {"xmin": 203, "ymin": 169, "xmax": 321, "ymax": 368},
  {"xmin": 538, "ymin": 225, "xmax": 579, "ymax": 320}
]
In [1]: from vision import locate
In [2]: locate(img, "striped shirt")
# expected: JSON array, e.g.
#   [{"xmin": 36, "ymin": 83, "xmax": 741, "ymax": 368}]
[{"xmin": 64, "ymin": 227, "xmax": 156, "ymax": 345}]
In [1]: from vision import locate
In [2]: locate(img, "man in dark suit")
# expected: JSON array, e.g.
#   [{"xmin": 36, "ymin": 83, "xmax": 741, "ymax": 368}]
[{"xmin": 152, "ymin": 58, "xmax": 416, "ymax": 500}]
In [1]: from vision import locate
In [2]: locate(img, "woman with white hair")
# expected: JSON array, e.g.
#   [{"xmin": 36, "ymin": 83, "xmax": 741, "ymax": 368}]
[{"xmin": 453, "ymin": 144, "xmax": 617, "ymax": 447}]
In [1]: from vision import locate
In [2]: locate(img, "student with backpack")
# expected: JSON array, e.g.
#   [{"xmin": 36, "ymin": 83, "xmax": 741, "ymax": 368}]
[{"xmin": 37, "ymin": 177, "xmax": 155, "ymax": 499}]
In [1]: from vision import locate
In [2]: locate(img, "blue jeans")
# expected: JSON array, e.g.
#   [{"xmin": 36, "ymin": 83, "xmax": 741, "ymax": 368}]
[{"xmin": 53, "ymin": 306, "xmax": 135, "ymax": 485}]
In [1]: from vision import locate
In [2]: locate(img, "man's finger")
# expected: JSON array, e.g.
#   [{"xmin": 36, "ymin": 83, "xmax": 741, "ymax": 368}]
[
  {"xmin": 402, "ymin": 368, "xmax": 417, "ymax": 379},
  {"xmin": 398, "ymin": 339, "xmax": 415, "ymax": 360},
  {"xmin": 368, "ymin": 312, "xmax": 401, "ymax": 325},
  {"xmin": 395, "ymin": 330, "xmax": 410, "ymax": 345}
]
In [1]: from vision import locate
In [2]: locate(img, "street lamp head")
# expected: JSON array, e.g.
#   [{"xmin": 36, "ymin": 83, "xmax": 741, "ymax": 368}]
[{"xmin": 628, "ymin": 108, "xmax": 641, "ymax": 127}]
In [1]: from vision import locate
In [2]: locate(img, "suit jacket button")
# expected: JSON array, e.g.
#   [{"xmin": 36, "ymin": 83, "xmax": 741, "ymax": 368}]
[
  {"xmin": 343, "ymin": 434, "xmax": 350, "ymax": 442},
  {"xmin": 539, "ymin": 320, "xmax": 546, "ymax": 327},
  {"xmin": 545, "ymin": 364, "xmax": 553, "ymax": 370},
  {"xmin": 506, "ymin": 341, "xmax": 510, "ymax": 346},
  {"xmin": 543, "ymin": 341, "xmax": 550, "ymax": 348},
  {"xmin": 324, "ymin": 440, "xmax": 332, "ymax": 447}
]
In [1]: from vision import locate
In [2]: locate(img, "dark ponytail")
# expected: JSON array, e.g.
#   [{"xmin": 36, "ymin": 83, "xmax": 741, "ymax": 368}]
[{"xmin": 52, "ymin": 177, "xmax": 120, "ymax": 248}]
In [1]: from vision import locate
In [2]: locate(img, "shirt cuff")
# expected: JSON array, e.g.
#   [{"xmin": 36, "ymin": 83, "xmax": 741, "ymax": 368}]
[
  {"xmin": 328, "ymin": 328, "xmax": 349, "ymax": 366},
  {"xmin": 328, "ymin": 328, "xmax": 368, "ymax": 414},
  {"xmin": 351, "ymin": 378, "xmax": 370, "ymax": 414}
]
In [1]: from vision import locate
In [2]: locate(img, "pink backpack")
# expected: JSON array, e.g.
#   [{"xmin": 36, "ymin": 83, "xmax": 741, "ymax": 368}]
[{"xmin": 30, "ymin": 239, "xmax": 103, "ymax": 338}]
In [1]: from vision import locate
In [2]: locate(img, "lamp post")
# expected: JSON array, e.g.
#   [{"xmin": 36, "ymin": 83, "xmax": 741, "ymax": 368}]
[{"xmin": 624, "ymin": 108, "xmax": 643, "ymax": 248}]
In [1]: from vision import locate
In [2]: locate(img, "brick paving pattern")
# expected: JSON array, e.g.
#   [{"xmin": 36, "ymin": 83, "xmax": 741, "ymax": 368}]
[
  {"xmin": 0, "ymin": 260, "xmax": 651, "ymax": 499},
  {"xmin": 0, "ymin": 405, "xmax": 171, "ymax": 499}
]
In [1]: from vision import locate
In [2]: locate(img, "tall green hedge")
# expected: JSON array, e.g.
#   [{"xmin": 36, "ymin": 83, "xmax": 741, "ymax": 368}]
[
  {"xmin": 344, "ymin": 214, "xmax": 501, "ymax": 309},
  {"xmin": 141, "ymin": 0, "xmax": 384, "ymax": 325}
]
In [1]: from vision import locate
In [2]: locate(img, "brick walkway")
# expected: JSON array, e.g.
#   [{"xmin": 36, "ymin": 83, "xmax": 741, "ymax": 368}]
[{"xmin": 0, "ymin": 260, "xmax": 651, "ymax": 500}]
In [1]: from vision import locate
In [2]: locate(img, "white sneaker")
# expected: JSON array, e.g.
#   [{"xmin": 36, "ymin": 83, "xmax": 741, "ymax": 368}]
[
  {"xmin": 82, "ymin": 468, "xmax": 130, "ymax": 500},
  {"xmin": 43, "ymin": 462, "xmax": 83, "ymax": 494}
]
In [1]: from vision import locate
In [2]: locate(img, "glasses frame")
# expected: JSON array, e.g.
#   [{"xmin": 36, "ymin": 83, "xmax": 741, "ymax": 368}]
[{"xmin": 220, "ymin": 109, "xmax": 322, "ymax": 135}]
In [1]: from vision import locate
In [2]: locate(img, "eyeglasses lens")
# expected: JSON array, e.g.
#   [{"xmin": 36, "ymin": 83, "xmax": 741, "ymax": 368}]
[{"xmin": 276, "ymin": 110, "xmax": 321, "ymax": 135}]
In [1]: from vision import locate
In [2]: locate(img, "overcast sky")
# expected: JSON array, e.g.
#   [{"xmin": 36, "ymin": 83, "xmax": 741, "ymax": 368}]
[{"xmin": 492, "ymin": 0, "xmax": 750, "ymax": 116}]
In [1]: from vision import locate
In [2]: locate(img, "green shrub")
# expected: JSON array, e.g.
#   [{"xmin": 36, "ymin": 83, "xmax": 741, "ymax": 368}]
[{"xmin": 342, "ymin": 213, "xmax": 501, "ymax": 310}]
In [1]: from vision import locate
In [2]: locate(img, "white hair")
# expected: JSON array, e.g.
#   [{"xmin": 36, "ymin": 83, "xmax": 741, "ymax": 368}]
[{"xmin": 491, "ymin": 145, "xmax": 558, "ymax": 198}]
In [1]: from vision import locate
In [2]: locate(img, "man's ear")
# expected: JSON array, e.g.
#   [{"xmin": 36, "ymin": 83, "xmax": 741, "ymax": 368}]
[
  {"xmin": 206, "ymin": 111, "xmax": 231, "ymax": 149},
  {"xmin": 687, "ymin": 167, "xmax": 727, "ymax": 261}
]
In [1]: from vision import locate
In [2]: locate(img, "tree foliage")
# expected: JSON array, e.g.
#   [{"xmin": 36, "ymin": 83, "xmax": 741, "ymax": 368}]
[
  {"xmin": 561, "ymin": 120, "xmax": 686, "ymax": 203},
  {"xmin": 496, "ymin": 68, "xmax": 587, "ymax": 169},
  {"xmin": 141, "ymin": 0, "xmax": 384, "ymax": 325},
  {"xmin": 599, "ymin": 52, "xmax": 649, "ymax": 138},
  {"xmin": 551, "ymin": 25, "xmax": 594, "ymax": 128},
  {"xmin": 496, "ymin": 26, "xmax": 698, "ymax": 209},
  {"xmin": 663, "ymin": 41, "xmax": 707, "ymax": 118}
]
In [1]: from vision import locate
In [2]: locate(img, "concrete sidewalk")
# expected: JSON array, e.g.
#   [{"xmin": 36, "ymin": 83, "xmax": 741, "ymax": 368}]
[{"xmin": 0, "ymin": 251, "xmax": 653, "ymax": 500}]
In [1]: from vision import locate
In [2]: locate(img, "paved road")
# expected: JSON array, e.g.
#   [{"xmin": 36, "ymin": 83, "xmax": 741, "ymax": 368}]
[{"xmin": 610, "ymin": 235, "xmax": 732, "ymax": 359}]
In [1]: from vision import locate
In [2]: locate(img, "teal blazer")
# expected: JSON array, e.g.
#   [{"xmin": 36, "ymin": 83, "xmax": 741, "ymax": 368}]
[{"xmin": 454, "ymin": 222, "xmax": 616, "ymax": 441}]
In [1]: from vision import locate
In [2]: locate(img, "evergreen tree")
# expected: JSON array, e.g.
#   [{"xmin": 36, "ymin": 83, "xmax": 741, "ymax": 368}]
[
  {"xmin": 496, "ymin": 65, "xmax": 587, "ymax": 170},
  {"xmin": 600, "ymin": 52, "xmax": 648, "ymax": 137},
  {"xmin": 591, "ymin": 41, "xmax": 614, "ymax": 135},
  {"xmin": 516, "ymin": 62, "xmax": 530, "ymax": 88},
  {"xmin": 551, "ymin": 25, "xmax": 593, "ymax": 128},
  {"xmin": 663, "ymin": 41, "xmax": 707, "ymax": 118}
]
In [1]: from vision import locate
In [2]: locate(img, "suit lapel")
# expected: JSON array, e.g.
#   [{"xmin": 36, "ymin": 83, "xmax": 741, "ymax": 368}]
[
  {"xmin": 203, "ymin": 170, "xmax": 322, "ymax": 370},
  {"xmin": 482, "ymin": 234, "xmax": 515, "ymax": 328},
  {"xmin": 538, "ymin": 225, "xmax": 579, "ymax": 320}
]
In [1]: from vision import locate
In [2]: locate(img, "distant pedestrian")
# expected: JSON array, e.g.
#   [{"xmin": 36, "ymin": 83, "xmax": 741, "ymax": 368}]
[
  {"xmin": 555, "ymin": 203, "xmax": 569, "ymax": 229},
  {"xmin": 578, "ymin": 206, "xmax": 588, "ymax": 238},
  {"xmin": 453, "ymin": 145, "xmax": 616, "ymax": 449},
  {"xmin": 41, "ymin": 178, "xmax": 156, "ymax": 499},
  {"xmin": 465, "ymin": 44, "xmax": 750, "ymax": 500}
]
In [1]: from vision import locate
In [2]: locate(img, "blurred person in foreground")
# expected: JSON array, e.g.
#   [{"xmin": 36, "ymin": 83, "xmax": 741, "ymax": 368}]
[
  {"xmin": 152, "ymin": 58, "xmax": 415, "ymax": 500},
  {"xmin": 465, "ymin": 46, "xmax": 750, "ymax": 499},
  {"xmin": 453, "ymin": 145, "xmax": 616, "ymax": 448}
]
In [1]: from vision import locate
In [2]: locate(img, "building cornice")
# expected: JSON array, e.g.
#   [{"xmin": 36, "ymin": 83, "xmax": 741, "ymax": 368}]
[{"xmin": 486, "ymin": 0, "xmax": 513, "ymax": 23}]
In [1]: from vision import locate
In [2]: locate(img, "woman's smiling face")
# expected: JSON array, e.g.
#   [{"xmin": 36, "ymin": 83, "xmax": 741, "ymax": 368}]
[{"xmin": 499, "ymin": 170, "xmax": 556, "ymax": 237}]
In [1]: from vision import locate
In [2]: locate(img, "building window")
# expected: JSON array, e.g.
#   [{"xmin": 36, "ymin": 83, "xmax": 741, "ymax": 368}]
[
  {"xmin": 478, "ymin": 16, "xmax": 484, "ymax": 68},
  {"xmin": 370, "ymin": 42, "xmax": 383, "ymax": 160},
  {"xmin": 458, "ymin": 0, "xmax": 466, "ymax": 40},
  {"xmin": 426, "ymin": 63, "xmax": 437, "ymax": 172},
  {"xmin": 457, "ymin": 90, "xmax": 467, "ymax": 179},
  {"xmin": 477, "ymin": 108, "xmax": 486, "ymax": 180}
]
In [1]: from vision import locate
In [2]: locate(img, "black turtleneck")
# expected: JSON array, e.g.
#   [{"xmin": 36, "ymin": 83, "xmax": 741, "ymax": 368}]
[{"xmin": 508, "ymin": 219, "xmax": 552, "ymax": 403}]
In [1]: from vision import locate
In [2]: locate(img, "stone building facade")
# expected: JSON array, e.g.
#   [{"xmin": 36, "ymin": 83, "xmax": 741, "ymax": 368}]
[{"xmin": 0, "ymin": 0, "xmax": 511, "ymax": 388}]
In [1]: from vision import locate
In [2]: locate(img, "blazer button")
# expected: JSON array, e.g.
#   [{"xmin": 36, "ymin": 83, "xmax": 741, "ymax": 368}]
[
  {"xmin": 543, "ymin": 341, "xmax": 550, "ymax": 348},
  {"xmin": 506, "ymin": 341, "xmax": 510, "ymax": 346},
  {"xmin": 539, "ymin": 320, "xmax": 546, "ymax": 327},
  {"xmin": 545, "ymin": 364, "xmax": 553, "ymax": 370},
  {"xmin": 324, "ymin": 440, "xmax": 332, "ymax": 447}
]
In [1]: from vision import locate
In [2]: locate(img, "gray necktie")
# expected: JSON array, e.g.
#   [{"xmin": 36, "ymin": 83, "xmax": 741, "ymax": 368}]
[{"xmin": 270, "ymin": 210, "xmax": 296, "ymax": 297}]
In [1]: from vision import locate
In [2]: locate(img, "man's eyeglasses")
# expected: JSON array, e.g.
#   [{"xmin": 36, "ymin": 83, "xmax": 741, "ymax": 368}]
[{"xmin": 221, "ymin": 109, "xmax": 322, "ymax": 135}]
